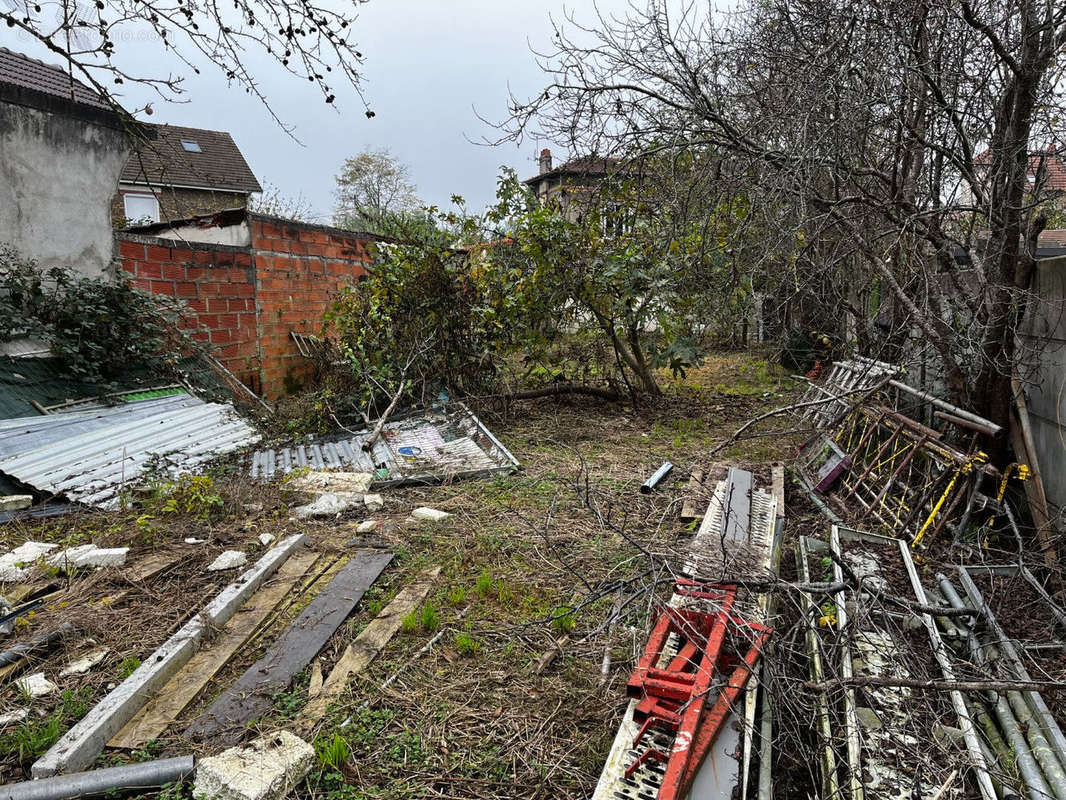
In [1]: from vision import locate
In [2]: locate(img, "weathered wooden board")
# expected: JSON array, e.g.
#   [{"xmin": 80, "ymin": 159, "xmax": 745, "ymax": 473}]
[
  {"xmin": 299, "ymin": 566, "xmax": 440, "ymax": 724},
  {"xmin": 679, "ymin": 470, "xmax": 706, "ymax": 522},
  {"xmin": 108, "ymin": 551, "xmax": 320, "ymax": 749},
  {"xmin": 32, "ymin": 534, "xmax": 309, "ymax": 778},
  {"xmin": 184, "ymin": 550, "xmax": 393, "ymax": 743},
  {"xmin": 772, "ymin": 462, "xmax": 786, "ymax": 520}
]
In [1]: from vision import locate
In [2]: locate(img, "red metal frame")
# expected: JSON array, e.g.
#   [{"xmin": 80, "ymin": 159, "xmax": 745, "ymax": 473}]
[{"xmin": 623, "ymin": 581, "xmax": 771, "ymax": 800}]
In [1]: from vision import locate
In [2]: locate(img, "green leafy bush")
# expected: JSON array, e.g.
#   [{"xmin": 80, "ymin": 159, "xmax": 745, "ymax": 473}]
[{"xmin": 0, "ymin": 244, "xmax": 201, "ymax": 383}]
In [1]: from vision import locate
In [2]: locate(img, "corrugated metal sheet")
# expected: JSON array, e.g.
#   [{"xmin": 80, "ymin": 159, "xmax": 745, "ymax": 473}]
[
  {"xmin": 251, "ymin": 403, "xmax": 518, "ymax": 485},
  {"xmin": 0, "ymin": 394, "xmax": 202, "ymax": 459},
  {"xmin": 0, "ymin": 401, "xmax": 258, "ymax": 509}
]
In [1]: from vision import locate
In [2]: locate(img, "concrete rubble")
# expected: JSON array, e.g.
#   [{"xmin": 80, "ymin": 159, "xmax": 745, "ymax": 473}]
[
  {"xmin": 356, "ymin": 520, "xmax": 377, "ymax": 533},
  {"xmin": 192, "ymin": 730, "xmax": 315, "ymax": 800},
  {"xmin": 258, "ymin": 533, "xmax": 276, "ymax": 546},
  {"xmin": 207, "ymin": 551, "xmax": 249, "ymax": 572},
  {"xmin": 16, "ymin": 672, "xmax": 57, "ymax": 698},
  {"xmin": 363, "ymin": 493, "xmax": 384, "ymax": 511}
]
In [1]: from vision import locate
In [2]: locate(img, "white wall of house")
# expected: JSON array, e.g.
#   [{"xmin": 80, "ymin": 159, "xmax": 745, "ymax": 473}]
[{"xmin": 0, "ymin": 100, "xmax": 129, "ymax": 277}]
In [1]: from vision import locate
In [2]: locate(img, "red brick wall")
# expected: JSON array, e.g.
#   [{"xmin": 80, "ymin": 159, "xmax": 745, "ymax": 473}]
[
  {"xmin": 116, "ymin": 216, "xmax": 374, "ymax": 399},
  {"xmin": 250, "ymin": 216, "xmax": 372, "ymax": 396},
  {"xmin": 117, "ymin": 235, "xmax": 261, "ymax": 392}
]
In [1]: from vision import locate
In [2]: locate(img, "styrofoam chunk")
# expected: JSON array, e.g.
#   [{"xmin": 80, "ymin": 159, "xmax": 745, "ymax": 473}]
[
  {"xmin": 291, "ymin": 492, "xmax": 361, "ymax": 519},
  {"xmin": 207, "ymin": 551, "xmax": 249, "ymax": 572},
  {"xmin": 10, "ymin": 541, "xmax": 58, "ymax": 561},
  {"xmin": 60, "ymin": 648, "xmax": 110, "ymax": 677},
  {"xmin": 356, "ymin": 520, "xmax": 377, "ymax": 533},
  {"xmin": 0, "ymin": 709, "xmax": 28, "ymax": 727},
  {"xmin": 185, "ymin": 538, "xmax": 207, "ymax": 544},
  {"xmin": 363, "ymin": 493, "xmax": 384, "ymax": 511},
  {"xmin": 258, "ymin": 533, "xmax": 276, "ymax": 546},
  {"xmin": 412, "ymin": 507, "xmax": 452, "ymax": 522},
  {"xmin": 16, "ymin": 672, "xmax": 57, "ymax": 698},
  {"xmin": 291, "ymin": 471, "xmax": 373, "ymax": 494},
  {"xmin": 193, "ymin": 730, "xmax": 315, "ymax": 800}
]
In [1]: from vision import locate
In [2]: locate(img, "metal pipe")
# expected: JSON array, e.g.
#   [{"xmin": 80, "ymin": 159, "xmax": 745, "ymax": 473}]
[
  {"xmin": 0, "ymin": 756, "xmax": 195, "ymax": 800},
  {"xmin": 934, "ymin": 410, "xmax": 1000, "ymax": 437},
  {"xmin": 794, "ymin": 475, "xmax": 842, "ymax": 524},
  {"xmin": 640, "ymin": 461, "xmax": 673, "ymax": 494},
  {"xmin": 958, "ymin": 568, "xmax": 1066, "ymax": 778},
  {"xmin": 939, "ymin": 573, "xmax": 1061, "ymax": 798},
  {"xmin": 0, "ymin": 623, "xmax": 74, "ymax": 668},
  {"xmin": 897, "ymin": 548, "xmax": 998, "ymax": 800},
  {"xmin": 829, "ymin": 526, "xmax": 864, "ymax": 800},
  {"xmin": 888, "ymin": 379, "xmax": 1002, "ymax": 434}
]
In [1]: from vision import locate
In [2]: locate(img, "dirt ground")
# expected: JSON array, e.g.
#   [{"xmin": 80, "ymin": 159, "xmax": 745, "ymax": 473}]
[{"xmin": 0, "ymin": 352, "xmax": 808, "ymax": 797}]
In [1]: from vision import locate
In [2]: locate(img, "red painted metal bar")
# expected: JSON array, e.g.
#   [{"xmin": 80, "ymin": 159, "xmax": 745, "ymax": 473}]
[{"xmin": 676, "ymin": 626, "xmax": 772, "ymax": 800}]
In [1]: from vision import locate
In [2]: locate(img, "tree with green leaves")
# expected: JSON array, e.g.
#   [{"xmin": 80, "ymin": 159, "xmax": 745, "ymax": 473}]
[{"xmin": 333, "ymin": 148, "xmax": 434, "ymax": 238}]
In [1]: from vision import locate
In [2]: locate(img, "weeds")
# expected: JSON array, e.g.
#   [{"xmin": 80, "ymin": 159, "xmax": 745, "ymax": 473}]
[
  {"xmin": 447, "ymin": 586, "xmax": 467, "ymax": 606},
  {"xmin": 551, "ymin": 607, "xmax": 577, "ymax": 634},
  {"xmin": 0, "ymin": 688, "xmax": 92, "ymax": 761},
  {"xmin": 455, "ymin": 626, "xmax": 481, "ymax": 657},
  {"xmin": 315, "ymin": 733, "xmax": 351, "ymax": 771},
  {"xmin": 401, "ymin": 610, "xmax": 418, "ymax": 634},
  {"xmin": 141, "ymin": 474, "xmax": 224, "ymax": 521},
  {"xmin": 420, "ymin": 602, "xmax": 440, "ymax": 632},
  {"xmin": 475, "ymin": 569, "xmax": 494, "ymax": 597},
  {"xmin": 117, "ymin": 656, "xmax": 141, "ymax": 679}
]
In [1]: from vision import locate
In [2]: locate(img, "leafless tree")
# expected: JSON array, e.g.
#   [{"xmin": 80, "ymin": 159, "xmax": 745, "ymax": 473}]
[
  {"xmin": 1, "ymin": 0, "xmax": 372, "ymax": 123},
  {"xmin": 503, "ymin": 0, "xmax": 1066, "ymax": 452}
]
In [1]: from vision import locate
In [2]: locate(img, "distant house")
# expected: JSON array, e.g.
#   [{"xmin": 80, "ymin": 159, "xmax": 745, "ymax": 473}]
[
  {"xmin": 113, "ymin": 124, "xmax": 262, "ymax": 226},
  {"xmin": 523, "ymin": 149, "xmax": 629, "ymax": 230},
  {"xmin": 0, "ymin": 47, "xmax": 131, "ymax": 277}
]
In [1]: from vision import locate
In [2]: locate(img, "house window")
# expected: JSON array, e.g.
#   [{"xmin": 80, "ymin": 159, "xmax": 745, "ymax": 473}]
[
  {"xmin": 180, "ymin": 139, "xmax": 202, "ymax": 152},
  {"xmin": 123, "ymin": 192, "xmax": 160, "ymax": 224}
]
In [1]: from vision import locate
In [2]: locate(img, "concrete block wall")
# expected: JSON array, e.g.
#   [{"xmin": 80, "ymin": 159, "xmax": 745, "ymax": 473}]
[{"xmin": 116, "ymin": 215, "xmax": 374, "ymax": 399}]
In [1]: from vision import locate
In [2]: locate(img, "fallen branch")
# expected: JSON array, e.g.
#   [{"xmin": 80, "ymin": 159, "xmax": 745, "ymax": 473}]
[
  {"xmin": 535, "ymin": 635, "xmax": 570, "ymax": 675},
  {"xmin": 806, "ymin": 676, "xmax": 1066, "ymax": 694},
  {"xmin": 362, "ymin": 378, "xmax": 408, "ymax": 451},
  {"xmin": 503, "ymin": 384, "xmax": 620, "ymax": 402}
]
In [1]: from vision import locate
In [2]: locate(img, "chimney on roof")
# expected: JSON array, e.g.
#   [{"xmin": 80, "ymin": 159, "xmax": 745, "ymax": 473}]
[{"xmin": 539, "ymin": 148, "xmax": 552, "ymax": 175}]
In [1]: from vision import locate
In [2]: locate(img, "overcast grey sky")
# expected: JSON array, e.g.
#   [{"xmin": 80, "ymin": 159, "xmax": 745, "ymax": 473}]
[{"xmin": 4, "ymin": 0, "xmax": 634, "ymax": 221}]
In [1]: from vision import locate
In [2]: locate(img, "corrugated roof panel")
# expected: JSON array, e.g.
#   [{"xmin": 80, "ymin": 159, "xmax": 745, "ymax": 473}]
[
  {"xmin": 251, "ymin": 403, "xmax": 519, "ymax": 486},
  {"xmin": 0, "ymin": 402, "xmax": 258, "ymax": 509},
  {"xmin": 0, "ymin": 395, "xmax": 202, "ymax": 459}
]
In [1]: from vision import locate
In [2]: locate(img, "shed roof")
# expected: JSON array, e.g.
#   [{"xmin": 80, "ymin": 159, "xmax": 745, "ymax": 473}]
[{"xmin": 122, "ymin": 123, "xmax": 262, "ymax": 193}]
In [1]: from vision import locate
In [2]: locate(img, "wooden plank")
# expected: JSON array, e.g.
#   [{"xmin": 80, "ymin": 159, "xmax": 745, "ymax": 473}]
[
  {"xmin": 772, "ymin": 462, "xmax": 786, "ymax": 519},
  {"xmin": 1010, "ymin": 378, "xmax": 1059, "ymax": 582},
  {"xmin": 107, "ymin": 550, "xmax": 320, "ymax": 749},
  {"xmin": 32, "ymin": 534, "xmax": 310, "ymax": 778},
  {"xmin": 299, "ymin": 566, "xmax": 440, "ymax": 724},
  {"xmin": 184, "ymin": 550, "xmax": 393, "ymax": 743},
  {"xmin": 680, "ymin": 470, "xmax": 706, "ymax": 522}
]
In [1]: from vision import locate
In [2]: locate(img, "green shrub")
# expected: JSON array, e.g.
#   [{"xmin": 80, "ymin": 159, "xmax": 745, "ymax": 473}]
[{"xmin": 0, "ymin": 245, "xmax": 202, "ymax": 383}]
